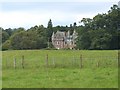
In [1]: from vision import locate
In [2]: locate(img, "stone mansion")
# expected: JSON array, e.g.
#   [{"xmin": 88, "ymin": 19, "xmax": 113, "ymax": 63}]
[{"xmin": 51, "ymin": 30, "xmax": 77, "ymax": 49}]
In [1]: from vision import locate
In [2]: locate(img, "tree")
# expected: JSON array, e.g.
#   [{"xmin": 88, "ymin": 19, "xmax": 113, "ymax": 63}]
[
  {"xmin": 2, "ymin": 30, "xmax": 9, "ymax": 43},
  {"xmin": 47, "ymin": 19, "xmax": 53, "ymax": 42},
  {"xmin": 89, "ymin": 29, "xmax": 112, "ymax": 49},
  {"xmin": 69, "ymin": 24, "xmax": 73, "ymax": 35},
  {"xmin": 12, "ymin": 27, "xmax": 25, "ymax": 35},
  {"xmin": 76, "ymin": 26, "xmax": 91, "ymax": 49},
  {"xmin": 93, "ymin": 14, "xmax": 107, "ymax": 30},
  {"xmin": 81, "ymin": 18, "xmax": 92, "ymax": 27},
  {"xmin": 9, "ymin": 25, "xmax": 48, "ymax": 50},
  {"xmin": 76, "ymin": 32, "xmax": 91, "ymax": 49},
  {"xmin": 5, "ymin": 28, "xmax": 13, "ymax": 36},
  {"xmin": 36, "ymin": 25, "xmax": 47, "ymax": 49},
  {"xmin": 2, "ymin": 40, "xmax": 11, "ymax": 50},
  {"xmin": 76, "ymin": 4, "xmax": 120, "ymax": 50},
  {"xmin": 107, "ymin": 5, "xmax": 120, "ymax": 49}
]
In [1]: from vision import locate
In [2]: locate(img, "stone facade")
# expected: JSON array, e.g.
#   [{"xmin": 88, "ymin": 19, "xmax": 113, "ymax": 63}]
[{"xmin": 51, "ymin": 30, "xmax": 77, "ymax": 49}]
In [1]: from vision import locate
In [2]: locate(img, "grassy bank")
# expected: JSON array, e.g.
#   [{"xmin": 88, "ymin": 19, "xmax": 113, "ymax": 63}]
[{"xmin": 2, "ymin": 50, "xmax": 118, "ymax": 88}]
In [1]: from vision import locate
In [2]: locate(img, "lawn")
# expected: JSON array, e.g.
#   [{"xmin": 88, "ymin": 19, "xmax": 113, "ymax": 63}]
[{"xmin": 2, "ymin": 50, "xmax": 118, "ymax": 88}]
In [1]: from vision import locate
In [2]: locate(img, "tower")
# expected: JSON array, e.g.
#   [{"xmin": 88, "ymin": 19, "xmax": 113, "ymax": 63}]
[
  {"xmin": 72, "ymin": 29, "xmax": 77, "ymax": 47},
  {"xmin": 118, "ymin": 1, "xmax": 120, "ymax": 8},
  {"xmin": 67, "ymin": 30, "xmax": 70, "ymax": 38},
  {"xmin": 73, "ymin": 29, "xmax": 77, "ymax": 39},
  {"xmin": 52, "ymin": 32, "xmax": 54, "ymax": 40},
  {"xmin": 51, "ymin": 32, "xmax": 55, "ymax": 46}
]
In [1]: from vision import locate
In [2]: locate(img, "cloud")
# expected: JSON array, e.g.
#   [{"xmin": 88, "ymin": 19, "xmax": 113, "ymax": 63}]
[
  {"xmin": 0, "ymin": 9, "xmax": 97, "ymax": 29},
  {"xmin": 1, "ymin": 0, "xmax": 119, "ymax": 2},
  {"xmin": 0, "ymin": 11, "xmax": 47, "ymax": 29},
  {"xmin": 0, "ymin": 1, "xmax": 119, "ymax": 29}
]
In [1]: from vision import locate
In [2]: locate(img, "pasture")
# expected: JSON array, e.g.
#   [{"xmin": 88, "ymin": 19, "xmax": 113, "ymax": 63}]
[{"xmin": 2, "ymin": 50, "xmax": 118, "ymax": 88}]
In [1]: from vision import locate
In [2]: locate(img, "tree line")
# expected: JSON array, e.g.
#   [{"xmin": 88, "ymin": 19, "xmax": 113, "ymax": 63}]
[{"xmin": 1, "ymin": 5, "xmax": 120, "ymax": 50}]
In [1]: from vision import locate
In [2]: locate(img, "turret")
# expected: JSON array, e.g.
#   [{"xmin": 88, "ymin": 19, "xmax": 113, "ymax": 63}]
[
  {"xmin": 67, "ymin": 30, "xmax": 70, "ymax": 38},
  {"xmin": 52, "ymin": 32, "xmax": 55, "ymax": 41},
  {"xmin": 73, "ymin": 29, "xmax": 76, "ymax": 35},
  {"xmin": 73, "ymin": 29, "xmax": 77, "ymax": 38}
]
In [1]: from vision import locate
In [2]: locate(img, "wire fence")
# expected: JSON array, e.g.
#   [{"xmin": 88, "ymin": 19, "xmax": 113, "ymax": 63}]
[{"xmin": 3, "ymin": 54, "xmax": 118, "ymax": 69}]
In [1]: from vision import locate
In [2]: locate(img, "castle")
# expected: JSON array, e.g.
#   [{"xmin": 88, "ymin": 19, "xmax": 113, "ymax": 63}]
[{"xmin": 51, "ymin": 30, "xmax": 77, "ymax": 49}]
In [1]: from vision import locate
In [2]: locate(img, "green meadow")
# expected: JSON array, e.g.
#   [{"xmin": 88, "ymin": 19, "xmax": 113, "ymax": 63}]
[{"xmin": 2, "ymin": 50, "xmax": 118, "ymax": 88}]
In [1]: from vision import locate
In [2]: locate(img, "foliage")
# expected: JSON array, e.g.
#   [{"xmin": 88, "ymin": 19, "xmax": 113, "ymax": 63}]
[
  {"xmin": 1, "ymin": 5, "xmax": 120, "ymax": 50},
  {"xmin": 2, "ymin": 40, "xmax": 11, "ymax": 50},
  {"xmin": 2, "ymin": 30, "xmax": 9, "ymax": 43},
  {"xmin": 76, "ymin": 5, "xmax": 120, "ymax": 50},
  {"xmin": 46, "ymin": 19, "xmax": 53, "ymax": 41}
]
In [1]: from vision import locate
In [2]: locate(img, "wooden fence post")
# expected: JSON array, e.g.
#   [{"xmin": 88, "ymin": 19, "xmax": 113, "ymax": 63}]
[
  {"xmin": 21, "ymin": 55, "xmax": 24, "ymax": 69},
  {"xmin": 46, "ymin": 54, "xmax": 48, "ymax": 67},
  {"xmin": 97, "ymin": 56, "xmax": 100, "ymax": 68},
  {"xmin": 6, "ymin": 58, "xmax": 8, "ymax": 68},
  {"xmin": 80, "ymin": 54, "xmax": 83, "ymax": 68},
  {"xmin": 96, "ymin": 60, "xmax": 99, "ymax": 68},
  {"xmin": 14, "ymin": 57, "xmax": 16, "ymax": 69},
  {"xmin": 52, "ymin": 57, "xmax": 55, "ymax": 67},
  {"xmin": 72, "ymin": 56, "xmax": 75, "ymax": 66},
  {"xmin": 118, "ymin": 51, "xmax": 120, "ymax": 67}
]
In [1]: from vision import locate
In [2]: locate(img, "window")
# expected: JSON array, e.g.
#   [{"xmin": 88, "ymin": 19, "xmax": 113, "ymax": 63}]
[
  {"xmin": 57, "ymin": 42, "xmax": 59, "ymax": 45},
  {"xmin": 71, "ymin": 41, "xmax": 73, "ymax": 44},
  {"xmin": 65, "ymin": 42, "xmax": 67, "ymax": 44}
]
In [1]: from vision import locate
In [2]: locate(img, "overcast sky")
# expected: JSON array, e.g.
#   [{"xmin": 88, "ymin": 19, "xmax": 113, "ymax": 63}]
[{"xmin": 0, "ymin": 0, "xmax": 119, "ymax": 29}]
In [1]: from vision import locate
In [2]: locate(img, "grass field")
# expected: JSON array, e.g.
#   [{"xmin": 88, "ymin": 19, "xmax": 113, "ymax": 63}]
[{"xmin": 2, "ymin": 50, "xmax": 118, "ymax": 88}]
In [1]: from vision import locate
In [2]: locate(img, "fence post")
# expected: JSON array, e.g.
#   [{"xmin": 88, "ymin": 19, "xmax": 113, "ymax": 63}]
[
  {"xmin": 46, "ymin": 54, "xmax": 48, "ymax": 67},
  {"xmin": 72, "ymin": 56, "xmax": 75, "ymax": 66},
  {"xmin": 97, "ymin": 56, "xmax": 101, "ymax": 68},
  {"xmin": 118, "ymin": 51, "xmax": 120, "ymax": 67},
  {"xmin": 21, "ymin": 55, "xmax": 24, "ymax": 69},
  {"xmin": 14, "ymin": 57, "xmax": 16, "ymax": 69},
  {"xmin": 96, "ymin": 60, "xmax": 99, "ymax": 68},
  {"xmin": 80, "ymin": 54, "xmax": 83, "ymax": 68},
  {"xmin": 52, "ymin": 57, "xmax": 55, "ymax": 67},
  {"xmin": 6, "ymin": 58, "xmax": 8, "ymax": 68}
]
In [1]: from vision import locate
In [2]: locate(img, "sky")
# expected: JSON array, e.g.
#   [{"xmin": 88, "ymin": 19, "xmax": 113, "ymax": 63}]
[{"xmin": 0, "ymin": 0, "xmax": 119, "ymax": 29}]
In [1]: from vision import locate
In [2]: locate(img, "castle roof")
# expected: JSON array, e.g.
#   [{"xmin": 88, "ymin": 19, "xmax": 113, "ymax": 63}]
[{"xmin": 54, "ymin": 31, "xmax": 66, "ymax": 38}]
